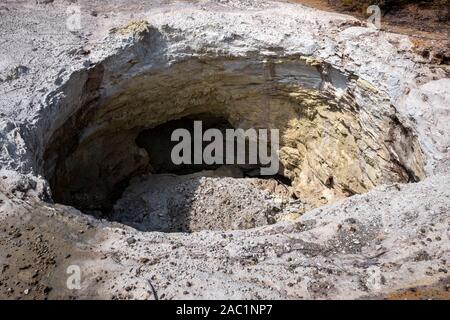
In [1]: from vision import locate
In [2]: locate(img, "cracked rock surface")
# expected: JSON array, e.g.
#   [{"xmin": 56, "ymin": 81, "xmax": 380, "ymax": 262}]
[{"xmin": 0, "ymin": 0, "xmax": 449, "ymax": 299}]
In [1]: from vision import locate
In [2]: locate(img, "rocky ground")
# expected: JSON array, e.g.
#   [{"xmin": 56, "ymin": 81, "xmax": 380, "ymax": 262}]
[
  {"xmin": 109, "ymin": 170, "xmax": 298, "ymax": 233},
  {"xmin": 291, "ymin": 0, "xmax": 450, "ymax": 65},
  {"xmin": 0, "ymin": 0, "xmax": 449, "ymax": 299},
  {"xmin": 0, "ymin": 173, "xmax": 449, "ymax": 299}
]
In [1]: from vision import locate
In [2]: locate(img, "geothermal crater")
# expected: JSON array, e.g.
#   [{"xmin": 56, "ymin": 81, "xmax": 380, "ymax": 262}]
[
  {"xmin": 42, "ymin": 54, "xmax": 424, "ymax": 232},
  {"xmin": 1, "ymin": 0, "xmax": 449, "ymax": 300}
]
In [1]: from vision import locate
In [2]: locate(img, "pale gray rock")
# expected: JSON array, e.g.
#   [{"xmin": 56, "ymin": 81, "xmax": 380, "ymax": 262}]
[{"xmin": 0, "ymin": 0, "xmax": 448, "ymax": 300}]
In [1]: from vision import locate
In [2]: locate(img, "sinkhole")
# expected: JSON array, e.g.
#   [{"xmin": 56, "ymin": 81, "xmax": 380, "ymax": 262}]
[{"xmin": 42, "ymin": 56, "xmax": 425, "ymax": 232}]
